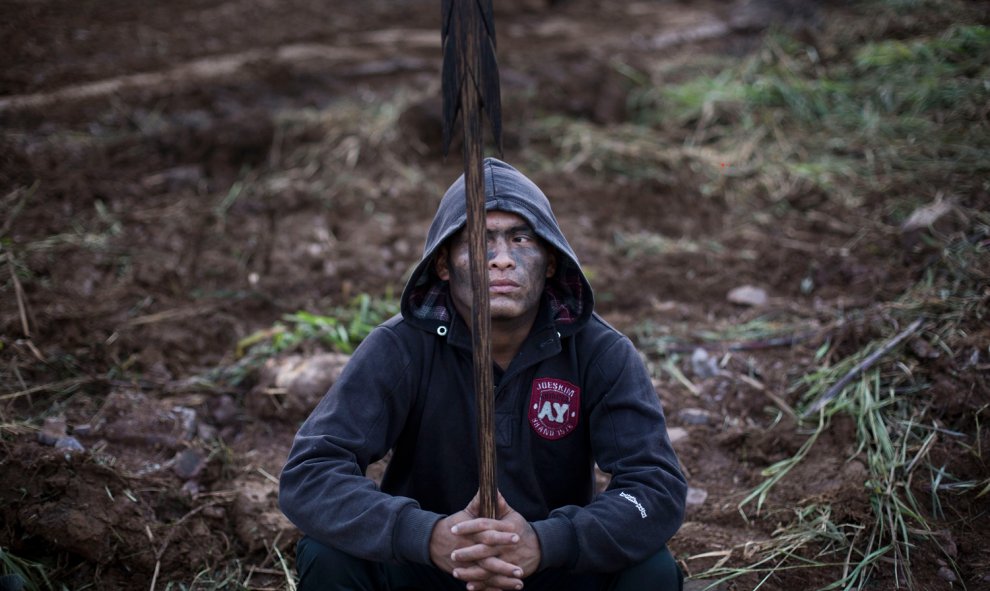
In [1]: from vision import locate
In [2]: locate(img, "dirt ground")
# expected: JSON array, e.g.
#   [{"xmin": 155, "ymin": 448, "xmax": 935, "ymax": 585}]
[{"xmin": 1, "ymin": 0, "xmax": 988, "ymax": 589}]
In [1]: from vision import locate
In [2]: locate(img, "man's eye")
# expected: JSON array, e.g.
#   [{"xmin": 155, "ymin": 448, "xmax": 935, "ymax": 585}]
[{"xmin": 513, "ymin": 234, "xmax": 533, "ymax": 243}]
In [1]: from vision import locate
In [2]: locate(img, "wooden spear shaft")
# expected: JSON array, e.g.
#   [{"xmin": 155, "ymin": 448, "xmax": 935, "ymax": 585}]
[
  {"xmin": 456, "ymin": 5, "xmax": 498, "ymax": 520},
  {"xmin": 441, "ymin": 0, "xmax": 502, "ymax": 518}
]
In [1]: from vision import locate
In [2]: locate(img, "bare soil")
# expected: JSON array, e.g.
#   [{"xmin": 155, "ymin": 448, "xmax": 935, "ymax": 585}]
[{"xmin": 2, "ymin": 0, "xmax": 987, "ymax": 589}]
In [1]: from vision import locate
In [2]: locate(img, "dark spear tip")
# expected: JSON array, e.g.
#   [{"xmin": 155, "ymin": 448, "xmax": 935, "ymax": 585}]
[{"xmin": 440, "ymin": 0, "xmax": 503, "ymax": 158}]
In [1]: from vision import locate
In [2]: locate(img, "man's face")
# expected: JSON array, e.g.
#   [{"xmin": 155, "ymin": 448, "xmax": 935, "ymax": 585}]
[{"xmin": 436, "ymin": 211, "xmax": 556, "ymax": 326}]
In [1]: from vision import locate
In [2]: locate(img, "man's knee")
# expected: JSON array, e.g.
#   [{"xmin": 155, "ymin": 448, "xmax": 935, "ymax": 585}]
[
  {"xmin": 295, "ymin": 536, "xmax": 381, "ymax": 591},
  {"xmin": 612, "ymin": 546, "xmax": 683, "ymax": 591}
]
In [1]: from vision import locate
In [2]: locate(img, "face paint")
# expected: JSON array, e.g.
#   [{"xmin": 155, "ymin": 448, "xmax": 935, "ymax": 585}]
[{"xmin": 436, "ymin": 211, "xmax": 556, "ymax": 328}]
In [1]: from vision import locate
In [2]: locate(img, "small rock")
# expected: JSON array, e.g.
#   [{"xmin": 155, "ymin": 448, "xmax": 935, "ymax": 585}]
[
  {"xmin": 678, "ymin": 408, "xmax": 712, "ymax": 426},
  {"xmin": 900, "ymin": 199, "xmax": 967, "ymax": 249},
  {"xmin": 901, "ymin": 199, "xmax": 953, "ymax": 233},
  {"xmin": 667, "ymin": 427, "xmax": 689, "ymax": 444},
  {"xmin": 181, "ymin": 480, "xmax": 201, "ymax": 497},
  {"xmin": 55, "ymin": 436, "xmax": 85, "ymax": 452},
  {"xmin": 686, "ymin": 487, "xmax": 708, "ymax": 506},
  {"xmin": 248, "ymin": 353, "xmax": 351, "ymax": 420},
  {"xmin": 171, "ymin": 406, "xmax": 198, "ymax": 440},
  {"xmin": 936, "ymin": 566, "xmax": 957, "ymax": 583},
  {"xmin": 690, "ymin": 348, "xmax": 720, "ymax": 379},
  {"xmin": 727, "ymin": 285, "xmax": 768, "ymax": 307},
  {"xmin": 281, "ymin": 353, "xmax": 351, "ymax": 400},
  {"xmin": 135, "ymin": 461, "xmax": 164, "ymax": 476},
  {"xmin": 37, "ymin": 416, "xmax": 69, "ymax": 446},
  {"xmin": 211, "ymin": 395, "xmax": 240, "ymax": 425},
  {"xmin": 197, "ymin": 422, "xmax": 218, "ymax": 441},
  {"xmin": 909, "ymin": 337, "xmax": 940, "ymax": 360},
  {"xmin": 172, "ymin": 448, "xmax": 207, "ymax": 480},
  {"xmin": 935, "ymin": 529, "xmax": 958, "ymax": 559},
  {"xmin": 203, "ymin": 505, "xmax": 227, "ymax": 519}
]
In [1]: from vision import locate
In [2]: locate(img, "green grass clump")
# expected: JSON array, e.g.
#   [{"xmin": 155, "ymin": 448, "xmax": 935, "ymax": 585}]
[
  {"xmin": 745, "ymin": 25, "xmax": 990, "ymax": 125},
  {"xmin": 203, "ymin": 293, "xmax": 399, "ymax": 388},
  {"xmin": 241, "ymin": 292, "xmax": 398, "ymax": 355},
  {"xmin": 239, "ymin": 294, "xmax": 398, "ymax": 357},
  {"xmin": 609, "ymin": 4, "xmax": 990, "ymax": 203}
]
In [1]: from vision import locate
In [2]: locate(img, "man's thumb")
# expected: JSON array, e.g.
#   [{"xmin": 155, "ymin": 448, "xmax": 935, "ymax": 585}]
[{"xmin": 495, "ymin": 490, "xmax": 512, "ymax": 518}]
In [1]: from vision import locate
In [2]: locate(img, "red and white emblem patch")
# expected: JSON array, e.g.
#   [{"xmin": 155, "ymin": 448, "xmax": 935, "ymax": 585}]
[{"xmin": 528, "ymin": 378, "xmax": 580, "ymax": 440}]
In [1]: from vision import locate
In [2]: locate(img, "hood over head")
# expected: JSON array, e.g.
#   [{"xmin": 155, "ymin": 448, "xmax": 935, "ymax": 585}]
[{"xmin": 401, "ymin": 158, "xmax": 593, "ymax": 336}]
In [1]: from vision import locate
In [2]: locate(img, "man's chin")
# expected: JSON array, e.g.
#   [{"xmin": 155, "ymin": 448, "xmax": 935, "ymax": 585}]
[{"xmin": 489, "ymin": 304, "xmax": 525, "ymax": 321}]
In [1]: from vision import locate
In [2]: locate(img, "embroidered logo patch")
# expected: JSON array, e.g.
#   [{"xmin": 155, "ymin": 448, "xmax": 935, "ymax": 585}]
[{"xmin": 528, "ymin": 378, "xmax": 580, "ymax": 440}]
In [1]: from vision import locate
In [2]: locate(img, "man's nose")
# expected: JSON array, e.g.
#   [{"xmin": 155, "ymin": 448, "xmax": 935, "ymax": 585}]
[{"xmin": 488, "ymin": 238, "xmax": 514, "ymax": 269}]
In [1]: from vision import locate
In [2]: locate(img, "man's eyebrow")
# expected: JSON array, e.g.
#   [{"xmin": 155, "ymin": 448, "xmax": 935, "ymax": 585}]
[{"xmin": 488, "ymin": 224, "xmax": 536, "ymax": 235}]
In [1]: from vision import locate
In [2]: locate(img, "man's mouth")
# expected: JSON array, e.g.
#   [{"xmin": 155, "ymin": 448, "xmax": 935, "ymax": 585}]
[{"xmin": 489, "ymin": 279, "xmax": 519, "ymax": 294}]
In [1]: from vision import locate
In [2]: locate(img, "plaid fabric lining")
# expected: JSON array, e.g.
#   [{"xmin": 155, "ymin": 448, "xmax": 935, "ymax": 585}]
[
  {"xmin": 545, "ymin": 260, "xmax": 584, "ymax": 325},
  {"xmin": 409, "ymin": 280, "xmax": 453, "ymax": 322}
]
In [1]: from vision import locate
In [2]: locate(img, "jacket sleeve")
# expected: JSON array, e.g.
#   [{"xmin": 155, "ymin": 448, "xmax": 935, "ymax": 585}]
[
  {"xmin": 278, "ymin": 326, "xmax": 443, "ymax": 565},
  {"xmin": 531, "ymin": 334, "xmax": 688, "ymax": 572}
]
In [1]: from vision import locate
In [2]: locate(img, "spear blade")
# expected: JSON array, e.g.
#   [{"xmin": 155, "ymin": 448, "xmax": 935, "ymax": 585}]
[
  {"xmin": 441, "ymin": 0, "xmax": 502, "ymax": 157},
  {"xmin": 440, "ymin": 0, "xmax": 502, "ymax": 519}
]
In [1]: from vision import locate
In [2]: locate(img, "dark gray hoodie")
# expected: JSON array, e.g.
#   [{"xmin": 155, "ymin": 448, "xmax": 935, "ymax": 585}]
[{"xmin": 279, "ymin": 158, "xmax": 687, "ymax": 573}]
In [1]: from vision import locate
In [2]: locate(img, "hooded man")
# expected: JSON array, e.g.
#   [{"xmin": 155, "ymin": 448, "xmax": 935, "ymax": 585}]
[{"xmin": 279, "ymin": 158, "xmax": 688, "ymax": 591}]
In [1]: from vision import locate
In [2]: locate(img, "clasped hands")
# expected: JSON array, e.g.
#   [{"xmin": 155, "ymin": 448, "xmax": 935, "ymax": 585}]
[{"xmin": 429, "ymin": 491, "xmax": 541, "ymax": 591}]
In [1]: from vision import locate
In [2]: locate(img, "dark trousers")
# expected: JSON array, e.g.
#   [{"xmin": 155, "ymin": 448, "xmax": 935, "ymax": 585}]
[{"xmin": 295, "ymin": 535, "xmax": 683, "ymax": 591}]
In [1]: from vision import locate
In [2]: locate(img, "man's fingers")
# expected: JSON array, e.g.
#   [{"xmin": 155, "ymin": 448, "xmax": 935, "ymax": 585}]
[
  {"xmin": 452, "ymin": 518, "xmax": 520, "ymax": 537},
  {"xmin": 451, "ymin": 554, "xmax": 524, "ymax": 582},
  {"xmin": 450, "ymin": 542, "xmax": 498, "ymax": 563},
  {"xmin": 451, "ymin": 529, "xmax": 519, "ymax": 549},
  {"xmin": 451, "ymin": 564, "xmax": 492, "ymax": 582},
  {"xmin": 477, "ymin": 555, "xmax": 524, "ymax": 578},
  {"xmin": 460, "ymin": 574, "xmax": 524, "ymax": 591},
  {"xmin": 450, "ymin": 536, "xmax": 522, "ymax": 562},
  {"xmin": 452, "ymin": 565, "xmax": 524, "ymax": 591},
  {"xmin": 485, "ymin": 575, "xmax": 524, "ymax": 591},
  {"xmin": 479, "ymin": 530, "xmax": 520, "ymax": 546}
]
